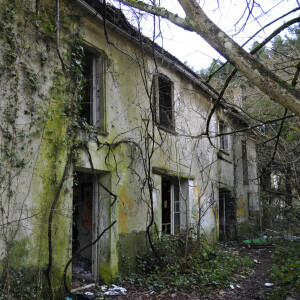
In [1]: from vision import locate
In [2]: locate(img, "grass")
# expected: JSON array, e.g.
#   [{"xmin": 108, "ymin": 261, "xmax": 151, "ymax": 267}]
[
  {"xmin": 268, "ymin": 240, "xmax": 300, "ymax": 299},
  {"xmin": 118, "ymin": 234, "xmax": 253, "ymax": 296}
]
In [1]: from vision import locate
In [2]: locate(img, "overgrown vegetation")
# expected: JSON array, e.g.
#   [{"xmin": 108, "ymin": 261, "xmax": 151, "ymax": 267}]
[
  {"xmin": 118, "ymin": 234, "xmax": 253, "ymax": 296},
  {"xmin": 0, "ymin": 270, "xmax": 43, "ymax": 300},
  {"xmin": 269, "ymin": 241, "xmax": 300, "ymax": 299}
]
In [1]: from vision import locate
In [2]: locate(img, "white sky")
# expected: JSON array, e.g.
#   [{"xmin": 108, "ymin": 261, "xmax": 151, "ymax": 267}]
[{"xmin": 111, "ymin": 0, "xmax": 299, "ymax": 70}]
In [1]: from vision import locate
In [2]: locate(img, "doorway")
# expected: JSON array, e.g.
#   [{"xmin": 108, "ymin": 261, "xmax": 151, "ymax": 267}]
[
  {"xmin": 72, "ymin": 172, "xmax": 99, "ymax": 280},
  {"xmin": 161, "ymin": 177, "xmax": 188, "ymax": 235},
  {"xmin": 219, "ymin": 188, "xmax": 235, "ymax": 241}
]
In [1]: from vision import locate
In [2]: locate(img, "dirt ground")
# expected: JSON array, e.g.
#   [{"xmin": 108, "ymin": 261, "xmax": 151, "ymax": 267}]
[{"xmin": 71, "ymin": 244, "xmax": 299, "ymax": 300}]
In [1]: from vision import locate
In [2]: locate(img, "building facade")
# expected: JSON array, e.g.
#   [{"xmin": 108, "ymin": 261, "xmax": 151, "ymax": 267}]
[{"xmin": 0, "ymin": 0, "xmax": 259, "ymax": 297}]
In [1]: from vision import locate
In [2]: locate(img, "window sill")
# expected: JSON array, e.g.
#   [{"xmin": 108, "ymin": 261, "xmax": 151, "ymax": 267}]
[
  {"xmin": 96, "ymin": 129, "xmax": 109, "ymax": 137},
  {"xmin": 80, "ymin": 126, "xmax": 108, "ymax": 137},
  {"xmin": 156, "ymin": 124, "xmax": 177, "ymax": 135},
  {"xmin": 219, "ymin": 149, "xmax": 230, "ymax": 156},
  {"xmin": 217, "ymin": 151, "xmax": 232, "ymax": 163}
]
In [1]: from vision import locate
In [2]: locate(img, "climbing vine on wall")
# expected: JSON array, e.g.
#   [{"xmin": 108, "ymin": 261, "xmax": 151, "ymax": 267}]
[{"xmin": 0, "ymin": 0, "xmax": 93, "ymax": 298}]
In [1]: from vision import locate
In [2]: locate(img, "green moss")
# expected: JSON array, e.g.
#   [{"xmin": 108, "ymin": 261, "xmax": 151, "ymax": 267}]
[
  {"xmin": 237, "ymin": 221, "xmax": 250, "ymax": 235},
  {"xmin": 117, "ymin": 231, "xmax": 148, "ymax": 275},
  {"xmin": 9, "ymin": 237, "xmax": 31, "ymax": 268},
  {"xmin": 99, "ymin": 262, "xmax": 112, "ymax": 284}
]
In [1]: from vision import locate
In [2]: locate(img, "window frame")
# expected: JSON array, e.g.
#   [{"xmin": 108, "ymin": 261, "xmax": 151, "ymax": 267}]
[
  {"xmin": 241, "ymin": 139, "xmax": 249, "ymax": 185},
  {"xmin": 219, "ymin": 120, "xmax": 230, "ymax": 151},
  {"xmin": 81, "ymin": 48, "xmax": 106, "ymax": 133},
  {"xmin": 153, "ymin": 74, "xmax": 175, "ymax": 133},
  {"xmin": 161, "ymin": 177, "xmax": 188, "ymax": 235}
]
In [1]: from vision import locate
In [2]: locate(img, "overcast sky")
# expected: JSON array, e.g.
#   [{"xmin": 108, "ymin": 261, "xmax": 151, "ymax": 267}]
[{"xmin": 112, "ymin": 0, "xmax": 299, "ymax": 70}]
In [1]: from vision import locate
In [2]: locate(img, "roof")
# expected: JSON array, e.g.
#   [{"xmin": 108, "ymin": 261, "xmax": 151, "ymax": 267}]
[{"xmin": 78, "ymin": 0, "xmax": 248, "ymax": 126}]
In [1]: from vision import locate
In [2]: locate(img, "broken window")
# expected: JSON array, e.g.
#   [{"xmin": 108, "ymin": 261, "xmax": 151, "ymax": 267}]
[
  {"xmin": 154, "ymin": 74, "xmax": 175, "ymax": 131},
  {"xmin": 241, "ymin": 140, "xmax": 249, "ymax": 185},
  {"xmin": 161, "ymin": 177, "xmax": 188, "ymax": 235},
  {"xmin": 271, "ymin": 171, "xmax": 281, "ymax": 190},
  {"xmin": 219, "ymin": 120, "xmax": 230, "ymax": 150},
  {"xmin": 81, "ymin": 49, "xmax": 105, "ymax": 130},
  {"xmin": 219, "ymin": 188, "xmax": 235, "ymax": 241}
]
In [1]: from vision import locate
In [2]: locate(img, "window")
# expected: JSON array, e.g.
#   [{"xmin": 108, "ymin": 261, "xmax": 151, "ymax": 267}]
[
  {"xmin": 219, "ymin": 120, "xmax": 230, "ymax": 150},
  {"xmin": 161, "ymin": 177, "xmax": 188, "ymax": 234},
  {"xmin": 154, "ymin": 74, "xmax": 175, "ymax": 130},
  {"xmin": 241, "ymin": 140, "xmax": 249, "ymax": 185},
  {"xmin": 81, "ymin": 49, "xmax": 105, "ymax": 130},
  {"xmin": 271, "ymin": 171, "xmax": 280, "ymax": 190}
]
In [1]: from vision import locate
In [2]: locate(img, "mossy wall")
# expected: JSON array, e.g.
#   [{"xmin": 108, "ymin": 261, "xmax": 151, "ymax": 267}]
[{"xmin": 0, "ymin": 0, "xmax": 260, "ymax": 298}]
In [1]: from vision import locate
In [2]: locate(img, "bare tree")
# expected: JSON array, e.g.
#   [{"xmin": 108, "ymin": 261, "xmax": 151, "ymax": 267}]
[{"xmin": 115, "ymin": 0, "xmax": 300, "ymax": 116}]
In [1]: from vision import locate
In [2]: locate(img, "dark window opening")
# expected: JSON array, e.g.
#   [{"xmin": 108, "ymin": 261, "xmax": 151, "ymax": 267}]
[
  {"xmin": 72, "ymin": 172, "xmax": 94, "ymax": 279},
  {"xmin": 154, "ymin": 75, "xmax": 174, "ymax": 130},
  {"xmin": 219, "ymin": 188, "xmax": 235, "ymax": 241},
  {"xmin": 219, "ymin": 121, "xmax": 229, "ymax": 150},
  {"xmin": 162, "ymin": 178, "xmax": 171, "ymax": 234},
  {"xmin": 242, "ymin": 140, "xmax": 249, "ymax": 185}
]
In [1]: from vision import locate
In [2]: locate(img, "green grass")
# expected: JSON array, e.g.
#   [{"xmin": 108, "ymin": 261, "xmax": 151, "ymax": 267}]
[
  {"xmin": 118, "ymin": 235, "xmax": 253, "ymax": 296},
  {"xmin": 268, "ymin": 241, "xmax": 300, "ymax": 299}
]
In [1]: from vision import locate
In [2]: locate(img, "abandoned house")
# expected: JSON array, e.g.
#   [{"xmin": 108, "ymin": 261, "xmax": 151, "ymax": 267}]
[{"xmin": 0, "ymin": 0, "xmax": 260, "ymax": 297}]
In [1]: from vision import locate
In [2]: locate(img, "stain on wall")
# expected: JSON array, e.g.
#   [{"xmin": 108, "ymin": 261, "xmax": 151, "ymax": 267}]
[
  {"xmin": 118, "ymin": 186, "xmax": 138, "ymax": 233},
  {"xmin": 237, "ymin": 195, "xmax": 245, "ymax": 217}
]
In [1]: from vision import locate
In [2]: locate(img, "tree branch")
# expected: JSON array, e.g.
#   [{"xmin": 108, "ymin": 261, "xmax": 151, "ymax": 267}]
[
  {"xmin": 118, "ymin": 0, "xmax": 194, "ymax": 30},
  {"xmin": 119, "ymin": 0, "xmax": 300, "ymax": 116}
]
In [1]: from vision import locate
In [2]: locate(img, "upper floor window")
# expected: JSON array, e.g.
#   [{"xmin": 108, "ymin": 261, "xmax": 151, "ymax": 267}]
[
  {"xmin": 81, "ymin": 49, "xmax": 105, "ymax": 130},
  {"xmin": 153, "ymin": 74, "xmax": 175, "ymax": 131},
  {"xmin": 242, "ymin": 140, "xmax": 249, "ymax": 185},
  {"xmin": 219, "ymin": 120, "xmax": 230, "ymax": 150}
]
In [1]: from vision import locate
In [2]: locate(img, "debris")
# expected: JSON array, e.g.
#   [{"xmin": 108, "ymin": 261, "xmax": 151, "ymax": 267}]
[
  {"xmin": 75, "ymin": 294, "xmax": 95, "ymax": 300},
  {"xmin": 104, "ymin": 285, "xmax": 127, "ymax": 295},
  {"xmin": 254, "ymin": 259, "xmax": 260, "ymax": 264},
  {"xmin": 71, "ymin": 283, "xmax": 96, "ymax": 293},
  {"xmin": 236, "ymin": 284, "xmax": 241, "ymax": 289},
  {"xmin": 264, "ymin": 283, "xmax": 274, "ymax": 287},
  {"xmin": 85, "ymin": 292, "xmax": 94, "ymax": 296},
  {"xmin": 266, "ymin": 229, "xmax": 300, "ymax": 241},
  {"xmin": 243, "ymin": 237, "xmax": 267, "ymax": 245},
  {"xmin": 100, "ymin": 285, "xmax": 108, "ymax": 291},
  {"xmin": 230, "ymin": 284, "xmax": 235, "ymax": 289}
]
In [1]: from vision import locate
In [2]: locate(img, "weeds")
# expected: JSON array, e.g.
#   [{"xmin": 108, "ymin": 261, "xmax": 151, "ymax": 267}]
[
  {"xmin": 118, "ymin": 234, "xmax": 253, "ymax": 296},
  {"xmin": 268, "ymin": 241, "xmax": 300, "ymax": 299},
  {"xmin": 0, "ymin": 269, "xmax": 43, "ymax": 300}
]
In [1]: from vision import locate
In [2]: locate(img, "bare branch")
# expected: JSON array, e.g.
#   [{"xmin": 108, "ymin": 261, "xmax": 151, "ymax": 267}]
[{"xmin": 118, "ymin": 0, "xmax": 193, "ymax": 30}]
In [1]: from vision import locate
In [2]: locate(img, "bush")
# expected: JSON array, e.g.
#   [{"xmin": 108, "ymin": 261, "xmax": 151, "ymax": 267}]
[{"xmin": 118, "ymin": 234, "xmax": 253, "ymax": 296}]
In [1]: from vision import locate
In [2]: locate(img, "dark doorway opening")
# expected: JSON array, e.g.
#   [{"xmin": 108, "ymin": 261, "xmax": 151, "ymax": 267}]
[
  {"xmin": 219, "ymin": 188, "xmax": 235, "ymax": 241},
  {"xmin": 162, "ymin": 178, "xmax": 171, "ymax": 234},
  {"xmin": 72, "ymin": 172, "xmax": 94, "ymax": 279}
]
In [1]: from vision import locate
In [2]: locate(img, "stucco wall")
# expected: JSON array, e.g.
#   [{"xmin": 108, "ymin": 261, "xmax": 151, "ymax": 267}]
[{"xmin": 0, "ymin": 0, "xmax": 260, "ymax": 297}]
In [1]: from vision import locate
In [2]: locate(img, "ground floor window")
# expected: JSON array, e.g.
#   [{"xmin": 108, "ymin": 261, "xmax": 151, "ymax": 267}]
[{"xmin": 161, "ymin": 177, "xmax": 188, "ymax": 235}]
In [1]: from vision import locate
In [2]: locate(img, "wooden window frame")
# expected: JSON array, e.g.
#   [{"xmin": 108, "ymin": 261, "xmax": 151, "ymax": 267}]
[
  {"xmin": 153, "ymin": 74, "xmax": 175, "ymax": 133},
  {"xmin": 82, "ymin": 48, "xmax": 106, "ymax": 133},
  {"xmin": 161, "ymin": 177, "xmax": 188, "ymax": 235},
  {"xmin": 242, "ymin": 139, "xmax": 249, "ymax": 185},
  {"xmin": 219, "ymin": 120, "xmax": 230, "ymax": 151}
]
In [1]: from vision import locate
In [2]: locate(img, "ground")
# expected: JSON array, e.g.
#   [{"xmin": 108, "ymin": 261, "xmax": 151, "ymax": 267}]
[{"xmin": 71, "ymin": 242, "xmax": 299, "ymax": 300}]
